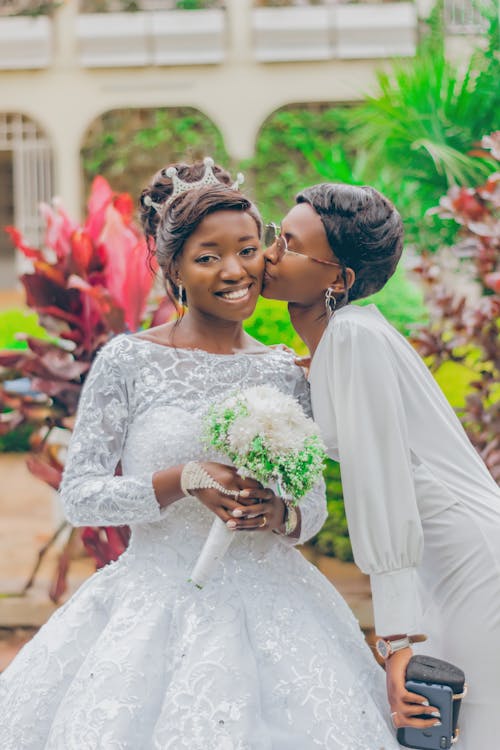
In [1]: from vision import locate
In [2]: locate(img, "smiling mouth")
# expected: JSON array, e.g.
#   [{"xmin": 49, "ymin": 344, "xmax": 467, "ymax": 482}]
[{"xmin": 215, "ymin": 285, "xmax": 252, "ymax": 301}]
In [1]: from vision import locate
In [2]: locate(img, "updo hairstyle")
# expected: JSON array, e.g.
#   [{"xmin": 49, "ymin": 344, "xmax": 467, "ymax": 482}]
[
  {"xmin": 140, "ymin": 161, "xmax": 234, "ymax": 248},
  {"xmin": 296, "ymin": 183, "xmax": 404, "ymax": 302}
]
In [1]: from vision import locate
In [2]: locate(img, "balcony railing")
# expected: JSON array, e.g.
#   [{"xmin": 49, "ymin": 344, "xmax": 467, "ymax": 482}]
[
  {"xmin": 444, "ymin": 0, "xmax": 487, "ymax": 34},
  {"xmin": 76, "ymin": 7, "xmax": 226, "ymax": 67},
  {"xmin": 78, "ymin": 1, "xmax": 222, "ymax": 10},
  {"xmin": 253, "ymin": 3, "xmax": 417, "ymax": 61},
  {"xmin": 0, "ymin": 15, "xmax": 51, "ymax": 69}
]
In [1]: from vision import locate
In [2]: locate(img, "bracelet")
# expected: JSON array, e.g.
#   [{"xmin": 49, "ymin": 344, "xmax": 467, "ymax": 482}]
[
  {"xmin": 273, "ymin": 497, "xmax": 298, "ymax": 536},
  {"xmin": 284, "ymin": 499, "xmax": 298, "ymax": 535},
  {"xmin": 180, "ymin": 461, "xmax": 239, "ymax": 499}
]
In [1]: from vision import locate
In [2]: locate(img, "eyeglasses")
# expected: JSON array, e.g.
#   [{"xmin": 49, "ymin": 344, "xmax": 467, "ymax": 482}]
[{"xmin": 263, "ymin": 222, "xmax": 341, "ymax": 267}]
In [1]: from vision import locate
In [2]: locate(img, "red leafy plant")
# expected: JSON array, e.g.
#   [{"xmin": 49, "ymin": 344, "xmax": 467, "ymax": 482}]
[
  {"xmin": 0, "ymin": 177, "xmax": 172, "ymax": 601},
  {"xmin": 411, "ymin": 132, "xmax": 500, "ymax": 482}
]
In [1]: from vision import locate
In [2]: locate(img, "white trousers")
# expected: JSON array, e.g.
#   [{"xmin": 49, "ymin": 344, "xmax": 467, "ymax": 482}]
[{"xmin": 416, "ymin": 496, "xmax": 500, "ymax": 750}]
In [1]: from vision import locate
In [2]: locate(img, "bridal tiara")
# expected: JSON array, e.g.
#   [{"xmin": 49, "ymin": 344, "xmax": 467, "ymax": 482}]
[{"xmin": 144, "ymin": 157, "xmax": 245, "ymax": 214}]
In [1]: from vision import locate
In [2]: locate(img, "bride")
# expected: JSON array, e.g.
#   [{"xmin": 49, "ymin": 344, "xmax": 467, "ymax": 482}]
[{"xmin": 0, "ymin": 162, "xmax": 403, "ymax": 749}]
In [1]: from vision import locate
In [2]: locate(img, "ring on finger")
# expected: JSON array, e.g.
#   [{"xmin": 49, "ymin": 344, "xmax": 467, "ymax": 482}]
[
  {"xmin": 390, "ymin": 711, "xmax": 397, "ymax": 727},
  {"xmin": 259, "ymin": 516, "xmax": 267, "ymax": 528}
]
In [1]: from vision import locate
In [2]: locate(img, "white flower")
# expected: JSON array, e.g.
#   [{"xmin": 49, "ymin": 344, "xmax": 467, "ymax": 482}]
[
  {"xmin": 205, "ymin": 384, "xmax": 325, "ymax": 498},
  {"xmin": 226, "ymin": 385, "xmax": 317, "ymax": 458},
  {"xmin": 227, "ymin": 414, "xmax": 262, "ymax": 455}
]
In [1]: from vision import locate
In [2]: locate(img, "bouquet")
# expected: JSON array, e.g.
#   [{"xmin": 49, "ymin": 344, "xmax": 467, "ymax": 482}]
[{"xmin": 189, "ymin": 384, "xmax": 326, "ymax": 588}]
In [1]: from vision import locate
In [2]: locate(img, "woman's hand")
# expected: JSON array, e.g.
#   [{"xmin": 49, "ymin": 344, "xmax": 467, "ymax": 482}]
[
  {"xmin": 228, "ymin": 487, "xmax": 286, "ymax": 533},
  {"xmin": 385, "ymin": 648, "xmax": 442, "ymax": 731},
  {"xmin": 194, "ymin": 462, "xmax": 285, "ymax": 533},
  {"xmin": 294, "ymin": 355, "xmax": 311, "ymax": 373}
]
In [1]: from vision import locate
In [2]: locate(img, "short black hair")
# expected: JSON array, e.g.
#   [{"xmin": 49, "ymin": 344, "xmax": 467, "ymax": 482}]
[{"xmin": 296, "ymin": 183, "xmax": 404, "ymax": 301}]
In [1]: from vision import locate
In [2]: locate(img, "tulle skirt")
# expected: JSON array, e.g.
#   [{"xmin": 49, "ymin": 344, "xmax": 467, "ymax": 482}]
[{"xmin": 0, "ymin": 530, "xmax": 398, "ymax": 750}]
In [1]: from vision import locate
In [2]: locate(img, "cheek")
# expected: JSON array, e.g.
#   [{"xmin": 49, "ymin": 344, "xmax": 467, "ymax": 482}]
[
  {"xmin": 273, "ymin": 261, "xmax": 300, "ymax": 286},
  {"xmin": 184, "ymin": 268, "xmax": 216, "ymax": 297},
  {"xmin": 251, "ymin": 254, "xmax": 265, "ymax": 276}
]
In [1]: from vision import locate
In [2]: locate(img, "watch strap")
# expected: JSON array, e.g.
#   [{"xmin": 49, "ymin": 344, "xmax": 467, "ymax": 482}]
[
  {"xmin": 375, "ymin": 635, "xmax": 411, "ymax": 660},
  {"xmin": 387, "ymin": 636, "xmax": 411, "ymax": 653}
]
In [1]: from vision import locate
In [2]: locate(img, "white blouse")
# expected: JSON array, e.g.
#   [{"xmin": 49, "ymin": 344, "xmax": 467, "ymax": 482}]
[{"xmin": 309, "ymin": 304, "xmax": 500, "ymax": 636}]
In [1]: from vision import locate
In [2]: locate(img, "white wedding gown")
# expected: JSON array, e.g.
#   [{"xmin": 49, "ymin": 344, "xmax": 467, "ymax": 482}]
[
  {"xmin": 309, "ymin": 303, "xmax": 500, "ymax": 750},
  {"xmin": 0, "ymin": 335, "xmax": 398, "ymax": 750}
]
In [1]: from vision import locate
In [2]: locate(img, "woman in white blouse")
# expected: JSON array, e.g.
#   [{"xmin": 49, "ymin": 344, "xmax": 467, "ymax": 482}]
[{"xmin": 262, "ymin": 182, "xmax": 500, "ymax": 749}]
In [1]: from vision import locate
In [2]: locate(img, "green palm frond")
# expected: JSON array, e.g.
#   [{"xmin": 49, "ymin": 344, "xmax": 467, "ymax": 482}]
[{"xmin": 353, "ymin": 4, "xmax": 498, "ymax": 194}]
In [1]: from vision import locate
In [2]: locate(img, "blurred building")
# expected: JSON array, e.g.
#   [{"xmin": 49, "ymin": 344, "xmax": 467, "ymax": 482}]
[{"xmin": 0, "ymin": 0, "xmax": 485, "ymax": 286}]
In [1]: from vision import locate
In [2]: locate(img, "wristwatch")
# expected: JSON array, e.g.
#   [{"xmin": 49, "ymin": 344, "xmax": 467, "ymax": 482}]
[{"xmin": 375, "ymin": 636, "xmax": 412, "ymax": 660}]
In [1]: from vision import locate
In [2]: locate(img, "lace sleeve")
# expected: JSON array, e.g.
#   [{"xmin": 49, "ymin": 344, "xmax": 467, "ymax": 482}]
[
  {"xmin": 279, "ymin": 476, "xmax": 328, "ymax": 547},
  {"xmin": 59, "ymin": 340, "xmax": 162, "ymax": 527},
  {"xmin": 278, "ymin": 362, "xmax": 328, "ymax": 546}
]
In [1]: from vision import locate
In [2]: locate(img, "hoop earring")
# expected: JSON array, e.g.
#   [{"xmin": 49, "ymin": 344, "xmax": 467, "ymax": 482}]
[{"xmin": 325, "ymin": 287, "xmax": 337, "ymax": 318}]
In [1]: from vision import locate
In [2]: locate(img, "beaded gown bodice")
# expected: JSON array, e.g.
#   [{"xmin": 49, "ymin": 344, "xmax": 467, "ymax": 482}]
[{"xmin": 60, "ymin": 335, "xmax": 326, "ymax": 564}]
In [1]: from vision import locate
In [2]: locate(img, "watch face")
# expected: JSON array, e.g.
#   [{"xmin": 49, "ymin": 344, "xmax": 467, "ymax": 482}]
[{"xmin": 375, "ymin": 639, "xmax": 390, "ymax": 659}]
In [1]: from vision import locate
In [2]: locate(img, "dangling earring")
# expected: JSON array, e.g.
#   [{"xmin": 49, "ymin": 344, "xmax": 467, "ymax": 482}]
[
  {"xmin": 325, "ymin": 287, "xmax": 337, "ymax": 318},
  {"xmin": 177, "ymin": 281, "xmax": 184, "ymax": 309}
]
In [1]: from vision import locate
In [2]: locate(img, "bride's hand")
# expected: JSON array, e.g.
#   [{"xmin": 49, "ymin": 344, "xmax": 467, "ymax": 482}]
[
  {"xmin": 385, "ymin": 649, "xmax": 442, "ymax": 731},
  {"xmin": 193, "ymin": 463, "xmax": 285, "ymax": 532},
  {"xmin": 228, "ymin": 488, "xmax": 286, "ymax": 533},
  {"xmin": 191, "ymin": 462, "xmax": 263, "ymax": 524}
]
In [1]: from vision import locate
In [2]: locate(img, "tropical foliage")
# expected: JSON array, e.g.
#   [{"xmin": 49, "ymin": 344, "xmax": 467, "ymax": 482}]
[
  {"xmin": 349, "ymin": 1, "xmax": 499, "ymax": 247},
  {"xmin": 411, "ymin": 132, "xmax": 500, "ymax": 482},
  {"xmin": 81, "ymin": 107, "xmax": 228, "ymax": 202},
  {"xmin": 0, "ymin": 178, "xmax": 171, "ymax": 600}
]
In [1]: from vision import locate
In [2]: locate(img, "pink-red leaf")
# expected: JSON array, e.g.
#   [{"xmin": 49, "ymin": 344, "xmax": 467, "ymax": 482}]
[
  {"xmin": 69, "ymin": 230, "xmax": 94, "ymax": 275},
  {"xmin": 113, "ymin": 193, "xmax": 134, "ymax": 223},
  {"xmin": 85, "ymin": 176, "xmax": 114, "ymax": 243},
  {"xmin": 39, "ymin": 201, "xmax": 77, "ymax": 264},
  {"xmin": 4, "ymin": 226, "xmax": 42, "ymax": 260},
  {"xmin": 484, "ymin": 272, "xmax": 500, "ymax": 293},
  {"xmin": 100, "ymin": 204, "xmax": 154, "ymax": 331}
]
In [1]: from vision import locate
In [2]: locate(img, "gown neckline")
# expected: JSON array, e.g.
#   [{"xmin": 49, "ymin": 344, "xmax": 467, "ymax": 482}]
[{"xmin": 128, "ymin": 335, "xmax": 278, "ymax": 358}]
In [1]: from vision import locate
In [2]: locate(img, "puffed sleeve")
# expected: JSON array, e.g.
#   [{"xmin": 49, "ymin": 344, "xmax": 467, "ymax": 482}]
[
  {"xmin": 277, "ymin": 364, "xmax": 328, "ymax": 546},
  {"xmin": 59, "ymin": 340, "xmax": 162, "ymax": 527},
  {"xmin": 327, "ymin": 319, "xmax": 424, "ymax": 636}
]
